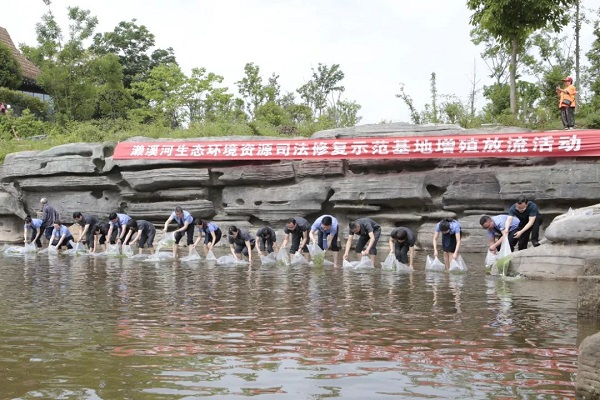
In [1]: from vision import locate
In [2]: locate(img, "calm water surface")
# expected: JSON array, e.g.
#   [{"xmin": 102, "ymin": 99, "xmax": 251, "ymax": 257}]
[{"xmin": 0, "ymin": 250, "xmax": 597, "ymax": 399}]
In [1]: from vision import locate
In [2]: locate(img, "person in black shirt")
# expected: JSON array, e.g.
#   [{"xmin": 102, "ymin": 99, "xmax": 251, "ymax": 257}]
[
  {"xmin": 228, "ymin": 225, "xmax": 255, "ymax": 263},
  {"xmin": 281, "ymin": 217, "xmax": 310, "ymax": 256},
  {"xmin": 124, "ymin": 219, "xmax": 156, "ymax": 254},
  {"xmin": 73, "ymin": 212, "xmax": 99, "ymax": 249},
  {"xmin": 255, "ymin": 226, "xmax": 278, "ymax": 256},
  {"xmin": 506, "ymin": 196, "xmax": 543, "ymax": 249},
  {"xmin": 343, "ymin": 218, "xmax": 381, "ymax": 265},
  {"xmin": 389, "ymin": 227, "xmax": 416, "ymax": 269}
]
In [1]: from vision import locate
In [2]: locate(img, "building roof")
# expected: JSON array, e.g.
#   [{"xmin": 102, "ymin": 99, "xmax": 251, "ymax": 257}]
[{"xmin": 0, "ymin": 26, "xmax": 41, "ymax": 81}]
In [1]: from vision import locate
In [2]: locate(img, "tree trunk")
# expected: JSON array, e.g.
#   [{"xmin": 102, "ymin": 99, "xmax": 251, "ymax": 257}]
[
  {"xmin": 509, "ymin": 36, "xmax": 519, "ymax": 115},
  {"xmin": 575, "ymin": 0, "xmax": 581, "ymax": 110}
]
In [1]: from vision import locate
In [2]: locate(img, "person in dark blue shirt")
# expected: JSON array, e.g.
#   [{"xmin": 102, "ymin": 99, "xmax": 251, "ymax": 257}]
[
  {"xmin": 506, "ymin": 196, "xmax": 543, "ymax": 249},
  {"xmin": 163, "ymin": 206, "xmax": 195, "ymax": 258},
  {"xmin": 193, "ymin": 219, "xmax": 222, "ymax": 255},
  {"xmin": 49, "ymin": 220, "xmax": 74, "ymax": 249},
  {"xmin": 24, "ymin": 216, "xmax": 44, "ymax": 248}
]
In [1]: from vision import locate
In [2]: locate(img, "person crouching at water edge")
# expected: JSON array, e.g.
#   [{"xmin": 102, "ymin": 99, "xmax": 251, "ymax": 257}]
[
  {"xmin": 107, "ymin": 212, "xmax": 132, "ymax": 246},
  {"xmin": 73, "ymin": 212, "xmax": 99, "ymax": 250},
  {"xmin": 479, "ymin": 215, "xmax": 519, "ymax": 254},
  {"xmin": 389, "ymin": 227, "xmax": 416, "ymax": 269},
  {"xmin": 49, "ymin": 220, "xmax": 74, "ymax": 250},
  {"xmin": 281, "ymin": 217, "xmax": 310, "ymax": 259},
  {"xmin": 24, "ymin": 215, "xmax": 44, "ymax": 248},
  {"xmin": 310, "ymin": 215, "xmax": 340, "ymax": 267},
  {"xmin": 432, "ymin": 219, "xmax": 462, "ymax": 270},
  {"xmin": 193, "ymin": 219, "xmax": 222, "ymax": 255},
  {"xmin": 255, "ymin": 226, "xmax": 278, "ymax": 257},
  {"xmin": 124, "ymin": 219, "xmax": 156, "ymax": 255},
  {"xmin": 163, "ymin": 206, "xmax": 195, "ymax": 258},
  {"xmin": 228, "ymin": 226, "xmax": 255, "ymax": 264},
  {"xmin": 343, "ymin": 218, "xmax": 381, "ymax": 265}
]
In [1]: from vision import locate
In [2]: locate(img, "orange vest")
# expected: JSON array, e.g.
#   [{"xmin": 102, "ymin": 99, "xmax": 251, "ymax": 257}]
[{"xmin": 559, "ymin": 84, "xmax": 576, "ymax": 108}]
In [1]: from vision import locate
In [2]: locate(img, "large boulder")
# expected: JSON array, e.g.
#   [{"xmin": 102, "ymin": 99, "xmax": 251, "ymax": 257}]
[
  {"xmin": 544, "ymin": 205, "xmax": 600, "ymax": 243},
  {"xmin": 576, "ymin": 332, "xmax": 600, "ymax": 399},
  {"xmin": 1, "ymin": 143, "xmax": 113, "ymax": 180}
]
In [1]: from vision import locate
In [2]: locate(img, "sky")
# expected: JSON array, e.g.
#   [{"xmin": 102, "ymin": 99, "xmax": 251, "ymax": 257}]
[{"xmin": 3, "ymin": 0, "xmax": 600, "ymax": 124}]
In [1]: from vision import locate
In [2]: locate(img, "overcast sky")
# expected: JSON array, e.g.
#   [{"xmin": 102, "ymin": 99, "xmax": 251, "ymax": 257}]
[{"xmin": 4, "ymin": 0, "xmax": 600, "ymax": 123}]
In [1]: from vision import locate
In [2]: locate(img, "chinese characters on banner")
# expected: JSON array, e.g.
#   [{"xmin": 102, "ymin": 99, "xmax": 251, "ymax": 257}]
[{"xmin": 112, "ymin": 131, "xmax": 600, "ymax": 160}]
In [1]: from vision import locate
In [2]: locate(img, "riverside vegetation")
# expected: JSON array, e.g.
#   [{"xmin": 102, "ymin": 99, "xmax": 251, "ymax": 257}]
[{"xmin": 3, "ymin": 1, "xmax": 600, "ymax": 162}]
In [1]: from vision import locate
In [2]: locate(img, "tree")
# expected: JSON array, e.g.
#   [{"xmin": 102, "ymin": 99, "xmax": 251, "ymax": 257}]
[
  {"xmin": 586, "ymin": 8, "xmax": 600, "ymax": 107},
  {"xmin": 92, "ymin": 19, "xmax": 177, "ymax": 88},
  {"xmin": 0, "ymin": 43, "xmax": 23, "ymax": 89},
  {"xmin": 91, "ymin": 53, "xmax": 134, "ymax": 119},
  {"xmin": 467, "ymin": 0, "xmax": 576, "ymax": 115},
  {"xmin": 297, "ymin": 63, "xmax": 345, "ymax": 117},
  {"xmin": 236, "ymin": 62, "xmax": 268, "ymax": 119},
  {"xmin": 396, "ymin": 83, "xmax": 421, "ymax": 124},
  {"xmin": 130, "ymin": 63, "xmax": 186, "ymax": 128},
  {"xmin": 21, "ymin": 5, "xmax": 100, "ymax": 120}
]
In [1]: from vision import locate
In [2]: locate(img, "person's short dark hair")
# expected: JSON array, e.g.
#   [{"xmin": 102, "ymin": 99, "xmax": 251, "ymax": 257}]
[
  {"xmin": 195, "ymin": 218, "xmax": 204, "ymax": 226},
  {"xmin": 228, "ymin": 225, "xmax": 239, "ymax": 235},
  {"xmin": 479, "ymin": 216, "xmax": 492, "ymax": 226},
  {"xmin": 73, "ymin": 212, "xmax": 83, "ymax": 219},
  {"xmin": 286, "ymin": 218, "xmax": 297, "ymax": 225},
  {"xmin": 262, "ymin": 228, "xmax": 271, "ymax": 237},
  {"xmin": 393, "ymin": 229, "xmax": 407, "ymax": 241},
  {"xmin": 321, "ymin": 216, "xmax": 332, "ymax": 226},
  {"xmin": 439, "ymin": 219, "xmax": 451, "ymax": 232},
  {"xmin": 127, "ymin": 219, "xmax": 138, "ymax": 230},
  {"xmin": 54, "ymin": 220, "xmax": 62, "ymax": 226},
  {"xmin": 175, "ymin": 206, "xmax": 183, "ymax": 213},
  {"xmin": 108, "ymin": 212, "xmax": 118, "ymax": 221},
  {"xmin": 25, "ymin": 216, "xmax": 32, "ymax": 224},
  {"xmin": 516, "ymin": 195, "xmax": 528, "ymax": 205},
  {"xmin": 348, "ymin": 221, "xmax": 357, "ymax": 231}
]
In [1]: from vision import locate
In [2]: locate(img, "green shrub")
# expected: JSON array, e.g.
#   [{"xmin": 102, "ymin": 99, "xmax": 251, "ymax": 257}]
[{"xmin": 0, "ymin": 87, "xmax": 48, "ymax": 118}]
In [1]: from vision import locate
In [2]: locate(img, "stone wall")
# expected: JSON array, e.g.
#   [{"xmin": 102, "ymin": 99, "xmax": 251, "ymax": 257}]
[{"xmin": 1, "ymin": 123, "xmax": 600, "ymax": 250}]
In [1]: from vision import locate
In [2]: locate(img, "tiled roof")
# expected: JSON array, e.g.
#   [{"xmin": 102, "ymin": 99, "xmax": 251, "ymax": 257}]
[{"xmin": 0, "ymin": 26, "xmax": 41, "ymax": 80}]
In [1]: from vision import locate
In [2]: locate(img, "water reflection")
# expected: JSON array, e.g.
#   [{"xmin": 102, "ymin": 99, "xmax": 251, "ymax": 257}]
[{"xmin": 0, "ymin": 250, "xmax": 596, "ymax": 399}]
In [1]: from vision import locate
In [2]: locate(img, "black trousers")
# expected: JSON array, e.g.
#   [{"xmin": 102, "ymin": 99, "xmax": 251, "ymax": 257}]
[
  {"xmin": 517, "ymin": 216, "xmax": 543, "ymax": 250},
  {"xmin": 560, "ymin": 107, "xmax": 575, "ymax": 128}
]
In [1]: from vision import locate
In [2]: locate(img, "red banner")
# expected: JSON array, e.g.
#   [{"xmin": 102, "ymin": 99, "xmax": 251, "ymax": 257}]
[{"xmin": 113, "ymin": 130, "xmax": 600, "ymax": 160}]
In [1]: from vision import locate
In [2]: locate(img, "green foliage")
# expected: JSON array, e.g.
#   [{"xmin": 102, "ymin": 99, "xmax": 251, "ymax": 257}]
[
  {"xmin": 0, "ymin": 88, "xmax": 48, "ymax": 117},
  {"xmin": 0, "ymin": 43, "xmax": 23, "ymax": 89},
  {"xmin": 297, "ymin": 63, "xmax": 345, "ymax": 117},
  {"xmin": 467, "ymin": 0, "xmax": 576, "ymax": 114},
  {"xmin": 91, "ymin": 19, "xmax": 177, "ymax": 88}
]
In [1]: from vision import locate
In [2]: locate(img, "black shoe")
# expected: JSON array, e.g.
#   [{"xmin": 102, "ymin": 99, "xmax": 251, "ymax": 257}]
[{"xmin": 532, "ymin": 240, "xmax": 540, "ymax": 247}]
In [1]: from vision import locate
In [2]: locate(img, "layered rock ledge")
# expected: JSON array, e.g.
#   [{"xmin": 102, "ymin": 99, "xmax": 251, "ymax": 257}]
[{"xmin": 0, "ymin": 123, "xmax": 598, "ymax": 255}]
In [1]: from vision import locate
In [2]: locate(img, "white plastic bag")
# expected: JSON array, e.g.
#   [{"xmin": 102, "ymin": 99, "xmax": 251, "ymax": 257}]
[
  {"xmin": 24, "ymin": 242, "xmax": 38, "ymax": 253},
  {"xmin": 205, "ymin": 250, "xmax": 217, "ymax": 261},
  {"xmin": 181, "ymin": 249, "xmax": 201, "ymax": 262},
  {"xmin": 498, "ymin": 236, "xmax": 512, "ymax": 259},
  {"xmin": 355, "ymin": 256, "xmax": 374, "ymax": 269},
  {"xmin": 290, "ymin": 252, "xmax": 309, "ymax": 265},
  {"xmin": 65, "ymin": 241, "xmax": 88, "ymax": 256},
  {"xmin": 260, "ymin": 252, "xmax": 277, "ymax": 265},
  {"xmin": 381, "ymin": 253, "xmax": 397, "ymax": 270},
  {"xmin": 121, "ymin": 244, "xmax": 134, "ymax": 257},
  {"xmin": 396, "ymin": 262, "xmax": 413, "ymax": 274},
  {"xmin": 449, "ymin": 255, "xmax": 468, "ymax": 273},
  {"xmin": 106, "ymin": 243, "xmax": 121, "ymax": 256},
  {"xmin": 216, "ymin": 255, "xmax": 249, "ymax": 265},
  {"xmin": 307, "ymin": 243, "xmax": 324, "ymax": 257},
  {"xmin": 343, "ymin": 259, "xmax": 354, "ymax": 268},
  {"xmin": 275, "ymin": 247, "xmax": 290, "ymax": 266},
  {"xmin": 485, "ymin": 250, "xmax": 499, "ymax": 267},
  {"xmin": 425, "ymin": 255, "xmax": 446, "ymax": 272},
  {"xmin": 156, "ymin": 232, "xmax": 175, "ymax": 251}
]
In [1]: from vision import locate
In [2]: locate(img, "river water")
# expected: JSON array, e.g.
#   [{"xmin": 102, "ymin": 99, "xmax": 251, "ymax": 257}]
[{"xmin": 1, "ymin": 250, "xmax": 597, "ymax": 399}]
